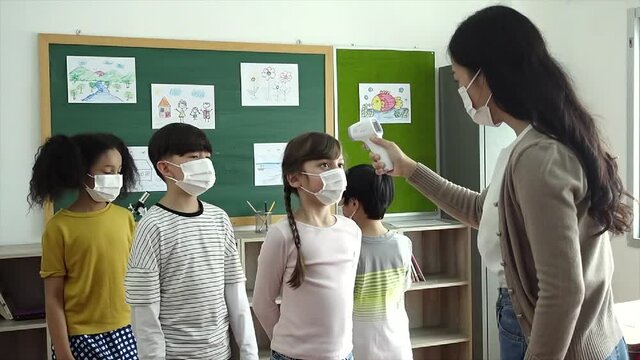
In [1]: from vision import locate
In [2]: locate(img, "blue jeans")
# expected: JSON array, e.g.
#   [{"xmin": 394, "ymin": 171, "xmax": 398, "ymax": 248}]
[
  {"xmin": 497, "ymin": 288, "xmax": 527, "ymax": 360},
  {"xmin": 271, "ymin": 350, "xmax": 354, "ymax": 360},
  {"xmin": 497, "ymin": 289, "xmax": 630, "ymax": 360},
  {"xmin": 605, "ymin": 338, "xmax": 630, "ymax": 360}
]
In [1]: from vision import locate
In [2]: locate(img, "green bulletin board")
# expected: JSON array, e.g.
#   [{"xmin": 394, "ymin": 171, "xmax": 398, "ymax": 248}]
[
  {"xmin": 40, "ymin": 34, "xmax": 334, "ymax": 225},
  {"xmin": 336, "ymin": 48, "xmax": 437, "ymax": 214}
]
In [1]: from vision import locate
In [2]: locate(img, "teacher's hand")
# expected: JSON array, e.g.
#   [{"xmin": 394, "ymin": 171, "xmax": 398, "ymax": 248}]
[{"xmin": 369, "ymin": 137, "xmax": 417, "ymax": 178}]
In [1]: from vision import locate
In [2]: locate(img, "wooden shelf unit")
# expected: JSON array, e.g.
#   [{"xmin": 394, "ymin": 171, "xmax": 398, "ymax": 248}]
[
  {"xmin": 0, "ymin": 244, "xmax": 50, "ymax": 360},
  {"xmin": 235, "ymin": 218, "xmax": 472, "ymax": 360}
]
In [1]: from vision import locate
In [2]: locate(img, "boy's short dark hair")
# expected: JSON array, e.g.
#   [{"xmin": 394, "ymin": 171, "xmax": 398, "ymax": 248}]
[
  {"xmin": 149, "ymin": 123, "xmax": 212, "ymax": 179},
  {"xmin": 343, "ymin": 164, "xmax": 394, "ymax": 220}
]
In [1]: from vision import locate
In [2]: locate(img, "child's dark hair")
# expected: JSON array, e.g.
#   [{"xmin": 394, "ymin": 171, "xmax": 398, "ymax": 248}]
[
  {"xmin": 28, "ymin": 133, "xmax": 137, "ymax": 208},
  {"xmin": 148, "ymin": 123, "xmax": 212, "ymax": 179},
  {"xmin": 343, "ymin": 164, "xmax": 394, "ymax": 220},
  {"xmin": 281, "ymin": 132, "xmax": 342, "ymax": 289}
]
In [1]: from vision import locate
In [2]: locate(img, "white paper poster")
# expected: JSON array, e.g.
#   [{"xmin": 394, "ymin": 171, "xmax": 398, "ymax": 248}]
[
  {"xmin": 151, "ymin": 84, "xmax": 215, "ymax": 129},
  {"xmin": 241, "ymin": 63, "xmax": 299, "ymax": 106},
  {"xmin": 128, "ymin": 146, "xmax": 166, "ymax": 192},
  {"xmin": 67, "ymin": 56, "xmax": 137, "ymax": 103},
  {"xmin": 359, "ymin": 83, "xmax": 411, "ymax": 124},
  {"xmin": 254, "ymin": 143, "xmax": 287, "ymax": 186}
]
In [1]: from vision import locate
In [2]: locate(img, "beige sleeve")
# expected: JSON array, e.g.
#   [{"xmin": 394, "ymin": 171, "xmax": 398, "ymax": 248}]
[{"xmin": 407, "ymin": 163, "xmax": 487, "ymax": 228}]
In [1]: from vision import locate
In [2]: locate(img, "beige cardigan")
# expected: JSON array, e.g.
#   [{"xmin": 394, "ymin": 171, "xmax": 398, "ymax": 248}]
[{"xmin": 407, "ymin": 128, "xmax": 622, "ymax": 360}]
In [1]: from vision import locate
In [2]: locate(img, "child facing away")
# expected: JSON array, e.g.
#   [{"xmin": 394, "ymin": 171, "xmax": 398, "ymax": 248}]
[
  {"xmin": 28, "ymin": 133, "xmax": 139, "ymax": 360},
  {"xmin": 341, "ymin": 164, "xmax": 413, "ymax": 360},
  {"xmin": 124, "ymin": 123, "xmax": 258, "ymax": 360},
  {"xmin": 252, "ymin": 132, "xmax": 362, "ymax": 360}
]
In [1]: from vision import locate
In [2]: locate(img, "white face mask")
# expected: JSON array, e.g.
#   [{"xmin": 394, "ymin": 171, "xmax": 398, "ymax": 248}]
[
  {"xmin": 85, "ymin": 174, "xmax": 122, "ymax": 203},
  {"xmin": 165, "ymin": 158, "xmax": 216, "ymax": 197},
  {"xmin": 300, "ymin": 168, "xmax": 347, "ymax": 205},
  {"xmin": 343, "ymin": 201, "xmax": 358, "ymax": 220},
  {"xmin": 458, "ymin": 69, "xmax": 500, "ymax": 127}
]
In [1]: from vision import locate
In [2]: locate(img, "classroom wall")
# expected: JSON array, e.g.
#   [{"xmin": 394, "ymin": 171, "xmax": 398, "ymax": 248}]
[{"xmin": 1, "ymin": 0, "xmax": 638, "ymax": 302}]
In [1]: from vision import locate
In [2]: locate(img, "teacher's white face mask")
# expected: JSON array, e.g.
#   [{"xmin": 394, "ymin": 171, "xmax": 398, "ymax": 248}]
[{"xmin": 457, "ymin": 69, "xmax": 501, "ymax": 127}]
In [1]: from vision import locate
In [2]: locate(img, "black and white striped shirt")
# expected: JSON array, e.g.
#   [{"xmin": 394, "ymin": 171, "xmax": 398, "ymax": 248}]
[{"xmin": 125, "ymin": 201, "xmax": 245, "ymax": 359}]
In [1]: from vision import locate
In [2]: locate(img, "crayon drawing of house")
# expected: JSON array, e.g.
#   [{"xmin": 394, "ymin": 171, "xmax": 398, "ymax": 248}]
[{"xmin": 158, "ymin": 97, "xmax": 171, "ymax": 118}]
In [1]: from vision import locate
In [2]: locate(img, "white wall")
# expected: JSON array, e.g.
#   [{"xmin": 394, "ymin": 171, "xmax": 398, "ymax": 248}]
[{"xmin": 1, "ymin": 0, "xmax": 638, "ymax": 300}]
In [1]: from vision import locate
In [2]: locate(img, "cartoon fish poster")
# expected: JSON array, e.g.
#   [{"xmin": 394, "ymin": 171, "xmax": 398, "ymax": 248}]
[{"xmin": 358, "ymin": 83, "xmax": 411, "ymax": 124}]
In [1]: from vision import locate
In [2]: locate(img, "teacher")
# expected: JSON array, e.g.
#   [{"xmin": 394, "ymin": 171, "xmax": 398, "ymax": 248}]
[{"xmin": 371, "ymin": 6, "xmax": 631, "ymax": 360}]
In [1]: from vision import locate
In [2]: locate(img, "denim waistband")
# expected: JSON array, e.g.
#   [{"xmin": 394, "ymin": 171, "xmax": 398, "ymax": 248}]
[{"xmin": 499, "ymin": 287, "xmax": 512, "ymax": 295}]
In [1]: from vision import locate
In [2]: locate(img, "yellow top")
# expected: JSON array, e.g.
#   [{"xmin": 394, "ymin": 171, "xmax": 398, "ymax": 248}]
[{"xmin": 40, "ymin": 203, "xmax": 135, "ymax": 335}]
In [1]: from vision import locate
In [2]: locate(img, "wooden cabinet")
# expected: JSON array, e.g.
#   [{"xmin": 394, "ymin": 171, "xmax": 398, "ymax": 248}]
[
  {"xmin": 235, "ymin": 219, "xmax": 472, "ymax": 360},
  {"xmin": 0, "ymin": 244, "xmax": 50, "ymax": 360}
]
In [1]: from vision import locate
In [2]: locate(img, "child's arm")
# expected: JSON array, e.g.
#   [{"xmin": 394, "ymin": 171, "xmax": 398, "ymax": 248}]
[
  {"xmin": 44, "ymin": 277, "xmax": 74, "ymax": 360},
  {"xmin": 252, "ymin": 227, "xmax": 286, "ymax": 340},
  {"xmin": 222, "ymin": 215, "xmax": 259, "ymax": 360},
  {"xmin": 130, "ymin": 303, "xmax": 166, "ymax": 360},
  {"xmin": 125, "ymin": 220, "xmax": 165, "ymax": 360},
  {"xmin": 404, "ymin": 237, "xmax": 413, "ymax": 291},
  {"xmin": 41, "ymin": 226, "xmax": 73, "ymax": 360},
  {"xmin": 225, "ymin": 282, "xmax": 259, "ymax": 360}
]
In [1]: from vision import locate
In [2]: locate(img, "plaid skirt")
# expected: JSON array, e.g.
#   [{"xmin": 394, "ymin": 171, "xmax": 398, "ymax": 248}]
[{"xmin": 52, "ymin": 324, "xmax": 138, "ymax": 360}]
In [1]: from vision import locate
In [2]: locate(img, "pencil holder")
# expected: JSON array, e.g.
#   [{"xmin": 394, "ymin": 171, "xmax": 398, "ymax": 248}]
[{"xmin": 255, "ymin": 211, "xmax": 272, "ymax": 233}]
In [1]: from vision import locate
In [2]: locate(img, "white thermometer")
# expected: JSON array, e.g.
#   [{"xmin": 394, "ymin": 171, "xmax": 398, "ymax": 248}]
[{"xmin": 348, "ymin": 118, "xmax": 394, "ymax": 172}]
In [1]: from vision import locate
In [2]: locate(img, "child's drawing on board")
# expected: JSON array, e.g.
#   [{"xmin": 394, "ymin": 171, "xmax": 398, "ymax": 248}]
[{"xmin": 177, "ymin": 99, "xmax": 188, "ymax": 123}]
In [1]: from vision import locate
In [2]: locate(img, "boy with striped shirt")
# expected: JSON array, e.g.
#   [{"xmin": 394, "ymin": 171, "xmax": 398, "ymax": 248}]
[
  {"xmin": 340, "ymin": 164, "xmax": 413, "ymax": 360},
  {"xmin": 125, "ymin": 123, "xmax": 258, "ymax": 360}
]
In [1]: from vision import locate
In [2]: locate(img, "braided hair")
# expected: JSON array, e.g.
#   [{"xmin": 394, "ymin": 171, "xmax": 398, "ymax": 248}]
[{"xmin": 281, "ymin": 132, "xmax": 342, "ymax": 288}]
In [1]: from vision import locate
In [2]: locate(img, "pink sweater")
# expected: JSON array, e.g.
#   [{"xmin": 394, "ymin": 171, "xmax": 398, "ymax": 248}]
[{"xmin": 253, "ymin": 216, "xmax": 361, "ymax": 360}]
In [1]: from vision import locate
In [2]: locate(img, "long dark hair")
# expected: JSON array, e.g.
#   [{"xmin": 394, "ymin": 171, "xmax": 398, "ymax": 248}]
[
  {"xmin": 28, "ymin": 133, "xmax": 137, "ymax": 208},
  {"xmin": 281, "ymin": 132, "xmax": 342, "ymax": 288},
  {"xmin": 449, "ymin": 5, "xmax": 632, "ymax": 235}
]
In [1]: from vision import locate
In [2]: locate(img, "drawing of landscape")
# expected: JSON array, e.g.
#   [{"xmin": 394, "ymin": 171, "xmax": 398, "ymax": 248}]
[{"xmin": 67, "ymin": 56, "xmax": 137, "ymax": 104}]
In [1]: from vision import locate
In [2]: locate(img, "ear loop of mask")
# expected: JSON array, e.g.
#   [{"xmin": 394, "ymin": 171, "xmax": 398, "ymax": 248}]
[
  {"xmin": 466, "ymin": 69, "xmax": 481, "ymax": 90},
  {"xmin": 298, "ymin": 171, "xmax": 323, "ymax": 195},
  {"xmin": 161, "ymin": 161, "xmax": 181, "ymax": 183},
  {"xmin": 348, "ymin": 201, "xmax": 359, "ymax": 219},
  {"xmin": 341, "ymin": 198, "xmax": 358, "ymax": 219},
  {"xmin": 483, "ymin": 93, "xmax": 493, "ymax": 107},
  {"xmin": 465, "ymin": 69, "xmax": 493, "ymax": 113}
]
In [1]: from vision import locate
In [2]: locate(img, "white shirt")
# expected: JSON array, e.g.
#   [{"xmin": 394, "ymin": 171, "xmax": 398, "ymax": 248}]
[
  {"xmin": 125, "ymin": 202, "xmax": 258, "ymax": 360},
  {"xmin": 252, "ymin": 216, "xmax": 362, "ymax": 360},
  {"xmin": 478, "ymin": 125, "xmax": 532, "ymax": 286}
]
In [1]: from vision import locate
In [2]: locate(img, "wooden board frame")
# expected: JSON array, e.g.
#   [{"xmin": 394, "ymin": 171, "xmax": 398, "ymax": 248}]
[{"xmin": 38, "ymin": 33, "xmax": 334, "ymax": 226}]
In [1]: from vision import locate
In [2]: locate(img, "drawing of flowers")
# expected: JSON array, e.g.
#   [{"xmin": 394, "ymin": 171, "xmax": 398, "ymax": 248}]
[
  {"xmin": 280, "ymin": 71, "xmax": 292, "ymax": 82},
  {"xmin": 262, "ymin": 67, "xmax": 275, "ymax": 80},
  {"xmin": 262, "ymin": 67, "xmax": 276, "ymax": 100},
  {"xmin": 272, "ymin": 83, "xmax": 281, "ymax": 101},
  {"xmin": 276, "ymin": 82, "xmax": 292, "ymax": 102},
  {"xmin": 272, "ymin": 71, "xmax": 293, "ymax": 102},
  {"xmin": 247, "ymin": 76, "xmax": 259, "ymax": 99}
]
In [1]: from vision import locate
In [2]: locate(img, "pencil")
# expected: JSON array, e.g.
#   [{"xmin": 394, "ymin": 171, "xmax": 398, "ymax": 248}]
[{"xmin": 246, "ymin": 200, "xmax": 258, "ymax": 213}]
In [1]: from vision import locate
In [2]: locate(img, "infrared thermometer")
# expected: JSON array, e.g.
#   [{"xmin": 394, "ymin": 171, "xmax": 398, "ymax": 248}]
[{"xmin": 348, "ymin": 119, "xmax": 394, "ymax": 172}]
